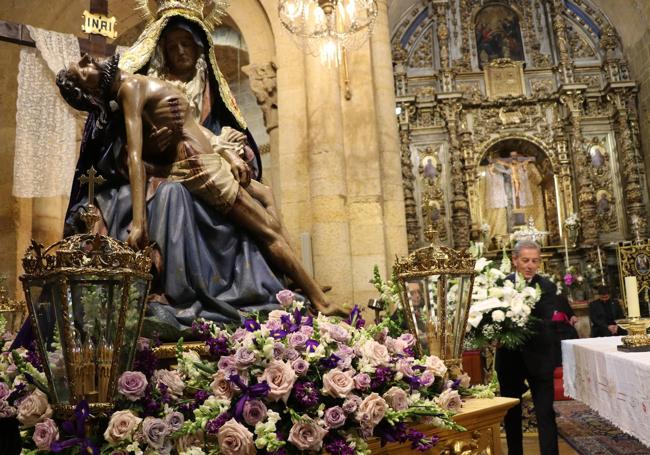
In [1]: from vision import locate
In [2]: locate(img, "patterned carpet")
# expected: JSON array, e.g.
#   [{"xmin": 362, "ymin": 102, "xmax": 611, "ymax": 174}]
[{"xmin": 554, "ymin": 400, "xmax": 650, "ymax": 455}]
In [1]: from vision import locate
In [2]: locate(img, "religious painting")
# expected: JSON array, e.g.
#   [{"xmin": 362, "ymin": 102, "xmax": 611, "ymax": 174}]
[
  {"xmin": 589, "ymin": 143, "xmax": 606, "ymax": 168},
  {"xmin": 636, "ymin": 253, "xmax": 650, "ymax": 275},
  {"xmin": 596, "ymin": 190, "xmax": 613, "ymax": 216},
  {"xmin": 475, "ymin": 4, "xmax": 525, "ymax": 69}
]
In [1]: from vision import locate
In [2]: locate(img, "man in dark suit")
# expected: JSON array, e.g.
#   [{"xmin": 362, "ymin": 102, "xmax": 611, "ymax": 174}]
[
  {"xmin": 496, "ymin": 240, "xmax": 559, "ymax": 455},
  {"xmin": 589, "ymin": 286, "xmax": 626, "ymax": 337}
]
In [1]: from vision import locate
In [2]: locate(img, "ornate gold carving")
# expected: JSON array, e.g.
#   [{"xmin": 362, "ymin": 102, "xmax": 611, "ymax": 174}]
[
  {"xmin": 409, "ymin": 28, "xmax": 434, "ymax": 68},
  {"xmin": 399, "ymin": 127, "xmax": 420, "ymax": 251},
  {"xmin": 483, "ymin": 59, "xmax": 525, "ymax": 99},
  {"xmin": 393, "ymin": 243, "xmax": 475, "ymax": 277},
  {"xmin": 567, "ymin": 23, "xmax": 597, "ymax": 60},
  {"xmin": 530, "ymin": 79, "xmax": 555, "ymax": 97},
  {"xmin": 439, "ymin": 429, "xmax": 493, "ymax": 455}
]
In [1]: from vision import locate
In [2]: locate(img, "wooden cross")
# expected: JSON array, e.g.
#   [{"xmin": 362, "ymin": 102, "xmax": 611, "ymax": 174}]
[
  {"xmin": 0, "ymin": 0, "xmax": 115, "ymax": 57},
  {"xmin": 79, "ymin": 166, "xmax": 106, "ymax": 207}
]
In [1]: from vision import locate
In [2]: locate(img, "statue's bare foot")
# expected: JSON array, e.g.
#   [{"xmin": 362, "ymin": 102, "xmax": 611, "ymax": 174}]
[{"xmin": 309, "ymin": 299, "xmax": 347, "ymax": 317}]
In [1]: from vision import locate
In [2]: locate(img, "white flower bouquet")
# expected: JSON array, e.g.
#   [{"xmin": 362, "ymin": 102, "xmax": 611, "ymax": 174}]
[{"xmin": 465, "ymin": 251, "xmax": 541, "ymax": 350}]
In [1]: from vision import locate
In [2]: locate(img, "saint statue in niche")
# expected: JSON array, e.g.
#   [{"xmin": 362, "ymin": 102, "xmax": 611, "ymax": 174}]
[
  {"xmin": 475, "ymin": 4, "xmax": 526, "ymax": 68},
  {"xmin": 636, "ymin": 253, "xmax": 650, "ymax": 275},
  {"xmin": 596, "ymin": 190, "xmax": 613, "ymax": 216},
  {"xmin": 588, "ymin": 142, "xmax": 607, "ymax": 168}
]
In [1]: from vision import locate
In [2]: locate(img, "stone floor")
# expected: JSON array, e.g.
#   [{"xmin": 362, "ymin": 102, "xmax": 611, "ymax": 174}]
[{"xmin": 500, "ymin": 434, "xmax": 578, "ymax": 454}]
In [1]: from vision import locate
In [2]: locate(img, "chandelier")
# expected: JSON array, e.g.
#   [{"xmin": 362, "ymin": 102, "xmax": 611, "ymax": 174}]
[{"xmin": 278, "ymin": 0, "xmax": 378, "ymax": 66}]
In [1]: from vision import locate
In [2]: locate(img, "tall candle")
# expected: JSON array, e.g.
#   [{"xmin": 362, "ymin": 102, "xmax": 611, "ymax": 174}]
[
  {"xmin": 625, "ymin": 276, "xmax": 641, "ymax": 318},
  {"xmin": 596, "ymin": 245, "xmax": 605, "ymax": 285},
  {"xmin": 563, "ymin": 236, "xmax": 570, "ymax": 268}
]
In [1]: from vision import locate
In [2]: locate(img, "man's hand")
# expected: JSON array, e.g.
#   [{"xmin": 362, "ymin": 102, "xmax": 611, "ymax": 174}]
[
  {"xmin": 149, "ymin": 126, "xmax": 173, "ymax": 151},
  {"xmin": 569, "ymin": 315, "xmax": 578, "ymax": 326},
  {"xmin": 127, "ymin": 224, "xmax": 149, "ymax": 250},
  {"xmin": 608, "ymin": 324, "xmax": 619, "ymax": 335},
  {"xmin": 221, "ymin": 149, "xmax": 251, "ymax": 187}
]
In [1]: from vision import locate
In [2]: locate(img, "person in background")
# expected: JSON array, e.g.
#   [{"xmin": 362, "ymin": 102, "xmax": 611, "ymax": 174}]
[
  {"xmin": 496, "ymin": 239, "xmax": 559, "ymax": 455},
  {"xmin": 552, "ymin": 293, "xmax": 579, "ymax": 366},
  {"xmin": 589, "ymin": 286, "xmax": 627, "ymax": 337}
]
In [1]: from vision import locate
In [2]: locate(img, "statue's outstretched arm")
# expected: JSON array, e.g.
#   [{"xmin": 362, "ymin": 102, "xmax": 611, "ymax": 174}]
[{"xmin": 119, "ymin": 79, "xmax": 149, "ymax": 250}]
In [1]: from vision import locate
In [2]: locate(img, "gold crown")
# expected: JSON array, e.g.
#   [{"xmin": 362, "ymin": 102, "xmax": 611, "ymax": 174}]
[{"xmin": 135, "ymin": 0, "xmax": 229, "ymax": 31}]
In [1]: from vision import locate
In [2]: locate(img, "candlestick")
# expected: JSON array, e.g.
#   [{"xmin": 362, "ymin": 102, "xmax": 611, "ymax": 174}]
[
  {"xmin": 596, "ymin": 245, "xmax": 605, "ymax": 285},
  {"xmin": 625, "ymin": 276, "xmax": 641, "ymax": 318},
  {"xmin": 564, "ymin": 236, "xmax": 570, "ymax": 268}
]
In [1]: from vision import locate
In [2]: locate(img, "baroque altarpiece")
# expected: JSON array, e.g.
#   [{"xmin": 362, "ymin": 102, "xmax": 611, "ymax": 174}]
[{"xmin": 391, "ymin": 0, "xmax": 648, "ymax": 283}]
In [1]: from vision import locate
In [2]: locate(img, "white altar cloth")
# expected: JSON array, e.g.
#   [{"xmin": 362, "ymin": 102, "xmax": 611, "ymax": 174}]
[{"xmin": 562, "ymin": 337, "xmax": 650, "ymax": 448}]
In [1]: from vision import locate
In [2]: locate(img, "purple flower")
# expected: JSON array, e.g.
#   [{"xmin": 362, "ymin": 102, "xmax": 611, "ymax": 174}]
[
  {"xmin": 305, "ymin": 339, "xmax": 319, "ymax": 352},
  {"xmin": 270, "ymin": 328, "xmax": 287, "ymax": 339},
  {"xmin": 266, "ymin": 319, "xmax": 283, "ymax": 332},
  {"xmin": 345, "ymin": 305, "xmax": 365, "ymax": 329},
  {"xmin": 117, "ymin": 371, "xmax": 148, "ymax": 401},
  {"xmin": 206, "ymin": 335, "xmax": 230, "ymax": 358},
  {"xmin": 232, "ymin": 327, "xmax": 249, "ymax": 342},
  {"xmin": 242, "ymin": 399, "xmax": 267, "ymax": 426},
  {"xmin": 292, "ymin": 381, "xmax": 320, "ymax": 407},
  {"xmin": 273, "ymin": 342, "xmax": 286, "ymax": 360},
  {"xmin": 205, "ymin": 412, "xmax": 231, "ymax": 435},
  {"xmin": 291, "ymin": 358, "xmax": 310, "ymax": 376},
  {"xmin": 244, "ymin": 318, "xmax": 261, "ymax": 332},
  {"xmin": 371, "ymin": 366, "xmax": 394, "ymax": 390},
  {"xmin": 319, "ymin": 354, "xmax": 340, "ymax": 369},
  {"xmin": 283, "ymin": 348, "xmax": 300, "ymax": 361},
  {"xmin": 0, "ymin": 382, "xmax": 10, "ymax": 400},
  {"xmin": 324, "ymin": 406, "xmax": 346, "ymax": 429},
  {"xmin": 324, "ymin": 436, "xmax": 355, "ymax": 455},
  {"xmin": 342, "ymin": 394, "xmax": 362, "ymax": 414},
  {"xmin": 407, "ymin": 429, "xmax": 439, "ymax": 451}
]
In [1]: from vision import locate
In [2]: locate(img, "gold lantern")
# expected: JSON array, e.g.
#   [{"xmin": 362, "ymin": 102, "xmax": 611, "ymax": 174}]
[
  {"xmin": 394, "ymin": 234, "xmax": 476, "ymax": 371},
  {"xmin": 20, "ymin": 234, "xmax": 152, "ymax": 415}
]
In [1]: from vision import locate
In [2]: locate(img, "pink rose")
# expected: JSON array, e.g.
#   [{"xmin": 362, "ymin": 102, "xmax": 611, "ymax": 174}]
[
  {"xmin": 103, "ymin": 410, "xmax": 142, "ymax": 444},
  {"xmin": 398, "ymin": 333, "xmax": 416, "ymax": 347},
  {"xmin": 355, "ymin": 393, "xmax": 388, "ymax": 429},
  {"xmin": 383, "ymin": 386, "xmax": 409, "ymax": 411},
  {"xmin": 234, "ymin": 348, "xmax": 256, "ymax": 368},
  {"xmin": 458, "ymin": 372, "xmax": 471, "ymax": 389},
  {"xmin": 117, "ymin": 371, "xmax": 148, "ymax": 401},
  {"xmin": 436, "ymin": 389, "xmax": 463, "ymax": 412},
  {"xmin": 358, "ymin": 340, "xmax": 390, "ymax": 367},
  {"xmin": 211, "ymin": 371, "xmax": 234, "ymax": 400},
  {"xmin": 17, "ymin": 389, "xmax": 52, "ymax": 427},
  {"xmin": 32, "ymin": 418, "xmax": 58, "ymax": 450},
  {"xmin": 0, "ymin": 382, "xmax": 10, "ymax": 400},
  {"xmin": 288, "ymin": 332, "xmax": 308, "ymax": 349},
  {"xmin": 153, "ymin": 369, "xmax": 185, "ymax": 398},
  {"xmin": 275, "ymin": 289, "xmax": 295, "ymax": 308},
  {"xmin": 319, "ymin": 321, "xmax": 351, "ymax": 343},
  {"xmin": 322, "ymin": 369, "xmax": 355, "ymax": 398},
  {"xmin": 259, "ymin": 360, "xmax": 296, "ymax": 402},
  {"xmin": 217, "ymin": 418, "xmax": 256, "ymax": 455},
  {"xmin": 386, "ymin": 337, "xmax": 409, "ymax": 355},
  {"xmin": 420, "ymin": 370, "xmax": 436, "ymax": 387},
  {"xmin": 424, "ymin": 355, "xmax": 447, "ymax": 377},
  {"xmin": 288, "ymin": 419, "xmax": 328, "ymax": 451},
  {"xmin": 396, "ymin": 358, "xmax": 416, "ymax": 377}
]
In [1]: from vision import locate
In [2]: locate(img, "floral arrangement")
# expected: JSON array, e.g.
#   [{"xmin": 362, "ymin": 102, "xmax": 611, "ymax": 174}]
[
  {"xmin": 0, "ymin": 290, "xmax": 489, "ymax": 455},
  {"xmin": 563, "ymin": 213, "xmax": 580, "ymax": 230},
  {"xmin": 465, "ymin": 250, "xmax": 541, "ymax": 350}
]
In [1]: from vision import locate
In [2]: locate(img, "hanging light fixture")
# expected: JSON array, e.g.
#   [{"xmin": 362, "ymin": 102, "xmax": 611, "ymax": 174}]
[{"xmin": 278, "ymin": 0, "xmax": 378, "ymax": 66}]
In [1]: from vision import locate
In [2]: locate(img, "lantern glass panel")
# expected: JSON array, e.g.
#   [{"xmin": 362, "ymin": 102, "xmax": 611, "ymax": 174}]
[
  {"xmin": 403, "ymin": 273, "xmax": 473, "ymax": 360},
  {"xmin": 117, "ymin": 278, "xmax": 149, "ymax": 374},
  {"xmin": 28, "ymin": 280, "xmax": 70, "ymax": 403}
]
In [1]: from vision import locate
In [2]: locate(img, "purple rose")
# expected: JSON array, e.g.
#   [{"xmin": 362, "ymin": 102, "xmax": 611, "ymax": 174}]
[
  {"xmin": 291, "ymin": 358, "xmax": 310, "ymax": 376},
  {"xmin": 273, "ymin": 342, "xmax": 285, "ymax": 360},
  {"xmin": 142, "ymin": 416, "xmax": 170, "ymax": 449},
  {"xmin": 383, "ymin": 386, "xmax": 409, "ymax": 411},
  {"xmin": 283, "ymin": 348, "xmax": 300, "ymax": 361},
  {"xmin": 319, "ymin": 321, "xmax": 351, "ymax": 343},
  {"xmin": 276, "ymin": 289, "xmax": 295, "ymax": 308},
  {"xmin": 342, "ymin": 394, "xmax": 362, "ymax": 414},
  {"xmin": 265, "ymin": 319, "xmax": 282, "ymax": 331},
  {"xmin": 218, "ymin": 355, "xmax": 238, "ymax": 376},
  {"xmin": 420, "ymin": 371, "xmax": 436, "ymax": 387},
  {"xmin": 0, "ymin": 382, "xmax": 10, "ymax": 400},
  {"xmin": 242, "ymin": 399, "xmax": 267, "ymax": 426},
  {"xmin": 436, "ymin": 389, "xmax": 463, "ymax": 412},
  {"xmin": 153, "ymin": 369, "xmax": 185, "ymax": 398},
  {"xmin": 324, "ymin": 406, "xmax": 346, "ymax": 429},
  {"xmin": 232, "ymin": 328, "xmax": 249, "ymax": 342},
  {"xmin": 32, "ymin": 418, "xmax": 58, "ymax": 450},
  {"xmin": 288, "ymin": 332, "xmax": 308, "ymax": 349},
  {"xmin": 398, "ymin": 333, "xmax": 416, "ymax": 347},
  {"xmin": 299, "ymin": 325, "xmax": 314, "ymax": 337},
  {"xmin": 165, "ymin": 411, "xmax": 184, "ymax": 432},
  {"xmin": 118, "ymin": 371, "xmax": 148, "ymax": 401},
  {"xmin": 353, "ymin": 373, "xmax": 371, "ymax": 390},
  {"xmin": 234, "ymin": 348, "xmax": 256, "ymax": 368}
]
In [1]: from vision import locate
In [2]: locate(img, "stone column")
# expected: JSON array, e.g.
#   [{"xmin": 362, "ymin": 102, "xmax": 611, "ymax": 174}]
[{"xmin": 550, "ymin": 0, "xmax": 574, "ymax": 83}]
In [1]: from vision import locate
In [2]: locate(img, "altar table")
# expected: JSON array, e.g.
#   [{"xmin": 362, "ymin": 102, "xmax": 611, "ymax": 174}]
[
  {"xmin": 562, "ymin": 336, "xmax": 650, "ymax": 447},
  {"xmin": 368, "ymin": 397, "xmax": 518, "ymax": 454}
]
